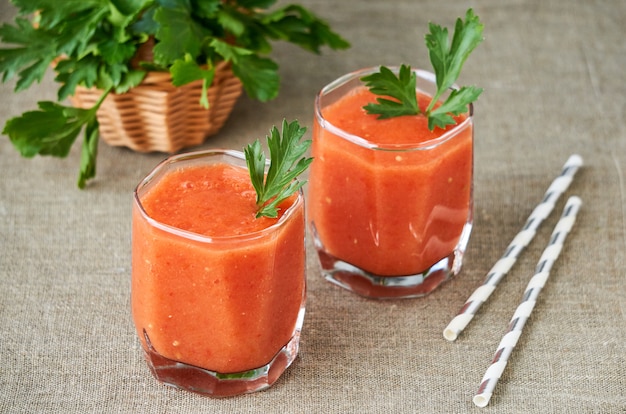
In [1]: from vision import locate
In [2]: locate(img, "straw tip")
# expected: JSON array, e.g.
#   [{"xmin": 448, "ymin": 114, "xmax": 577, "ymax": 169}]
[
  {"xmin": 567, "ymin": 154, "xmax": 584, "ymax": 167},
  {"xmin": 473, "ymin": 393, "xmax": 492, "ymax": 408},
  {"xmin": 443, "ymin": 328, "xmax": 458, "ymax": 342},
  {"xmin": 443, "ymin": 314, "xmax": 474, "ymax": 342},
  {"xmin": 567, "ymin": 195, "xmax": 583, "ymax": 207}
]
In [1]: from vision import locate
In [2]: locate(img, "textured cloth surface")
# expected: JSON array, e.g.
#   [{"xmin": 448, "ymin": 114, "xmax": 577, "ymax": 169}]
[{"xmin": 1, "ymin": 0, "xmax": 625, "ymax": 413}]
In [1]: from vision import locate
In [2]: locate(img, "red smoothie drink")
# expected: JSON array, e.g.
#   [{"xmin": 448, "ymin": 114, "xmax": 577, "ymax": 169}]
[
  {"xmin": 307, "ymin": 68, "xmax": 473, "ymax": 298},
  {"xmin": 132, "ymin": 150, "xmax": 305, "ymax": 396}
]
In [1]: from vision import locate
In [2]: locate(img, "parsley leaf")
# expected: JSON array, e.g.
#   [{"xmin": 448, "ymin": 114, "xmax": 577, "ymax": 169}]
[
  {"xmin": 78, "ymin": 118, "xmax": 100, "ymax": 189},
  {"xmin": 109, "ymin": 0, "xmax": 152, "ymax": 17},
  {"xmin": 244, "ymin": 119, "xmax": 313, "ymax": 218},
  {"xmin": 54, "ymin": 56, "xmax": 100, "ymax": 101},
  {"xmin": 231, "ymin": 54, "xmax": 280, "ymax": 102},
  {"xmin": 2, "ymin": 89, "xmax": 111, "ymax": 188},
  {"xmin": 427, "ymin": 85, "xmax": 483, "ymax": 130},
  {"xmin": 152, "ymin": 2, "xmax": 208, "ymax": 65},
  {"xmin": 264, "ymin": 5, "xmax": 351, "ymax": 53},
  {"xmin": 170, "ymin": 55, "xmax": 216, "ymax": 108},
  {"xmin": 362, "ymin": 8, "xmax": 484, "ymax": 130},
  {"xmin": 424, "ymin": 8, "xmax": 484, "ymax": 114},
  {"xmin": 361, "ymin": 65, "xmax": 419, "ymax": 119},
  {"xmin": 0, "ymin": 18, "xmax": 57, "ymax": 91}
]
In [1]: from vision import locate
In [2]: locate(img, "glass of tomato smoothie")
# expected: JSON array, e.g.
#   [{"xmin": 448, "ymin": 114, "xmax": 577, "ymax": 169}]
[
  {"xmin": 131, "ymin": 150, "xmax": 306, "ymax": 396},
  {"xmin": 307, "ymin": 67, "xmax": 474, "ymax": 299}
]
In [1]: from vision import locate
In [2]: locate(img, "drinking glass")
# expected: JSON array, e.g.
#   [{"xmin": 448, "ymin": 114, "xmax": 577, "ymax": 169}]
[
  {"xmin": 307, "ymin": 68, "xmax": 474, "ymax": 298},
  {"xmin": 132, "ymin": 150, "xmax": 306, "ymax": 396}
]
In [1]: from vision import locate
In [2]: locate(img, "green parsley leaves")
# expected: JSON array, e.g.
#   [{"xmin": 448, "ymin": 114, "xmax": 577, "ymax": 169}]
[
  {"xmin": 244, "ymin": 120, "xmax": 313, "ymax": 219},
  {"xmin": 362, "ymin": 8, "xmax": 484, "ymax": 130},
  {"xmin": 0, "ymin": 0, "xmax": 348, "ymax": 188}
]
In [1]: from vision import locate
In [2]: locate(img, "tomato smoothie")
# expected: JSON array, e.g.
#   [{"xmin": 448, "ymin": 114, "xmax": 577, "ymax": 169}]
[
  {"xmin": 132, "ymin": 150, "xmax": 306, "ymax": 396},
  {"xmin": 307, "ymin": 68, "xmax": 473, "ymax": 298}
]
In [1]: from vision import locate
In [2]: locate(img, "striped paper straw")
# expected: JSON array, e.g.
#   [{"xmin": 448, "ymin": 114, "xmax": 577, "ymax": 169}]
[
  {"xmin": 473, "ymin": 196, "xmax": 582, "ymax": 408},
  {"xmin": 443, "ymin": 154, "xmax": 583, "ymax": 342}
]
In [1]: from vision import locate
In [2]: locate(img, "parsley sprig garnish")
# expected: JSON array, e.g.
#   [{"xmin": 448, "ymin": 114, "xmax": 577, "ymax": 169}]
[
  {"xmin": 362, "ymin": 8, "xmax": 484, "ymax": 130},
  {"xmin": 244, "ymin": 119, "xmax": 313, "ymax": 219}
]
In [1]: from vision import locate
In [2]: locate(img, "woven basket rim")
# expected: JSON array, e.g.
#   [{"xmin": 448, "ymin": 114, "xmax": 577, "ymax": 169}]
[{"xmin": 140, "ymin": 60, "xmax": 233, "ymax": 85}]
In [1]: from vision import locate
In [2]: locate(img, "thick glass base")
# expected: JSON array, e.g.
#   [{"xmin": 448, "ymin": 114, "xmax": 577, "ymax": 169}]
[
  {"xmin": 140, "ymin": 309, "xmax": 304, "ymax": 397},
  {"xmin": 311, "ymin": 223, "xmax": 472, "ymax": 299}
]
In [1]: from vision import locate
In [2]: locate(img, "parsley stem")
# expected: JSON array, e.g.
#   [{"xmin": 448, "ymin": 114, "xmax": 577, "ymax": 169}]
[
  {"xmin": 425, "ymin": 90, "xmax": 442, "ymax": 115},
  {"xmin": 92, "ymin": 87, "xmax": 113, "ymax": 113}
]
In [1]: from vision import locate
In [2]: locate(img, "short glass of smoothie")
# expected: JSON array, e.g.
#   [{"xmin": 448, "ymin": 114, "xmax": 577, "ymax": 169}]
[
  {"xmin": 308, "ymin": 67, "xmax": 474, "ymax": 299},
  {"xmin": 131, "ymin": 149, "xmax": 306, "ymax": 396}
]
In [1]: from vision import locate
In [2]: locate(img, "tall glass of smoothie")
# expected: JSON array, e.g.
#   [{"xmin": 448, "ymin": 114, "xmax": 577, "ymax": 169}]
[
  {"xmin": 132, "ymin": 149, "xmax": 306, "ymax": 396},
  {"xmin": 307, "ymin": 67, "xmax": 474, "ymax": 299}
]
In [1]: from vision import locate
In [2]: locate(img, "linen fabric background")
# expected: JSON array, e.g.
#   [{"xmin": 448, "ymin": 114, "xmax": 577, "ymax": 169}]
[{"xmin": 1, "ymin": 0, "xmax": 624, "ymax": 412}]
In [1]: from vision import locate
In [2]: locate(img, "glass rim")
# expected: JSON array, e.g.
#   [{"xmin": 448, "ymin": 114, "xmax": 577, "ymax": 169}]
[
  {"xmin": 133, "ymin": 149, "xmax": 304, "ymax": 244},
  {"xmin": 315, "ymin": 66, "xmax": 474, "ymax": 152}
]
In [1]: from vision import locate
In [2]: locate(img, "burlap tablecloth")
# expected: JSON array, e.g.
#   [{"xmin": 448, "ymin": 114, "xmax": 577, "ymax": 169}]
[{"xmin": 1, "ymin": 0, "xmax": 624, "ymax": 412}]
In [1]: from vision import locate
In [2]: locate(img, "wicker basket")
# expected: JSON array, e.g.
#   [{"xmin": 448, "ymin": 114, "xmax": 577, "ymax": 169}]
[{"xmin": 70, "ymin": 61, "xmax": 242, "ymax": 153}]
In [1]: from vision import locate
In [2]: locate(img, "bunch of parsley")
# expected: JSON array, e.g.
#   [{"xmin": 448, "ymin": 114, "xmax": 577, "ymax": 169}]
[{"xmin": 0, "ymin": 0, "xmax": 349, "ymax": 188}]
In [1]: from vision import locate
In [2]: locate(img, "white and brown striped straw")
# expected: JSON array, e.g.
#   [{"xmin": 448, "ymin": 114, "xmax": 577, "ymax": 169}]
[
  {"xmin": 443, "ymin": 154, "xmax": 583, "ymax": 342},
  {"xmin": 472, "ymin": 196, "xmax": 582, "ymax": 407}
]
